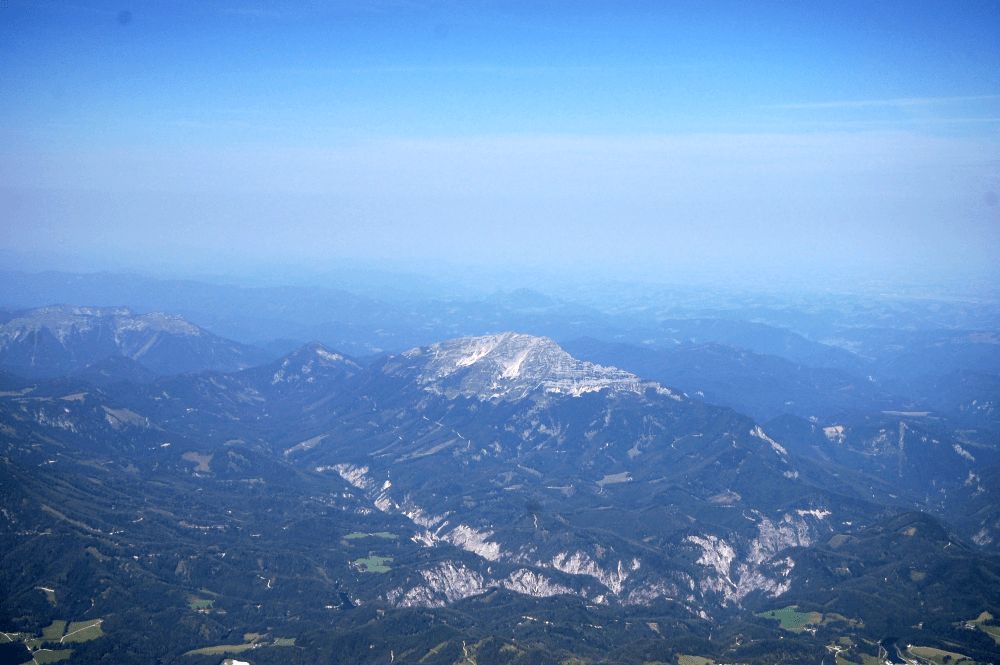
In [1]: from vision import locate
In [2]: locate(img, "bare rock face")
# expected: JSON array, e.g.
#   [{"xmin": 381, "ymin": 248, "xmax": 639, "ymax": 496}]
[
  {"xmin": 686, "ymin": 510, "xmax": 827, "ymax": 606},
  {"xmin": 386, "ymin": 562, "xmax": 578, "ymax": 608},
  {"xmin": 394, "ymin": 332, "xmax": 680, "ymax": 402},
  {"xmin": 387, "ymin": 561, "xmax": 487, "ymax": 607}
]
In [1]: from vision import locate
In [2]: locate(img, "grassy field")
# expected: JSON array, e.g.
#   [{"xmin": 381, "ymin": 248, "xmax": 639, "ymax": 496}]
[
  {"xmin": 184, "ymin": 642, "xmax": 256, "ymax": 656},
  {"xmin": 828, "ymin": 534, "xmax": 852, "ymax": 548},
  {"xmin": 820, "ymin": 612, "xmax": 862, "ymax": 628},
  {"xmin": 345, "ymin": 531, "xmax": 398, "ymax": 540},
  {"xmin": 32, "ymin": 648, "xmax": 73, "ymax": 663},
  {"xmin": 422, "ymin": 641, "xmax": 450, "ymax": 659},
  {"xmin": 354, "ymin": 555, "xmax": 393, "ymax": 573},
  {"xmin": 677, "ymin": 656, "xmax": 713, "ymax": 665},
  {"xmin": 61, "ymin": 619, "xmax": 103, "ymax": 643},
  {"xmin": 2, "ymin": 616, "xmax": 103, "ymax": 664},
  {"xmin": 187, "ymin": 595, "xmax": 215, "ymax": 610},
  {"xmin": 597, "ymin": 472, "xmax": 631, "ymax": 487},
  {"xmin": 907, "ymin": 646, "xmax": 974, "ymax": 665},
  {"xmin": 755, "ymin": 606, "xmax": 822, "ymax": 633},
  {"xmin": 184, "ymin": 634, "xmax": 296, "ymax": 656},
  {"xmin": 962, "ymin": 610, "xmax": 1000, "ymax": 645},
  {"xmin": 35, "ymin": 586, "xmax": 57, "ymax": 606},
  {"xmin": 980, "ymin": 623, "xmax": 1000, "ymax": 645},
  {"xmin": 41, "ymin": 620, "xmax": 67, "ymax": 641}
]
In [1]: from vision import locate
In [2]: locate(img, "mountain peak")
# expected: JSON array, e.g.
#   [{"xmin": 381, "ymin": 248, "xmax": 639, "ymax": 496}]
[
  {"xmin": 401, "ymin": 332, "xmax": 680, "ymax": 402},
  {"xmin": 292, "ymin": 341, "xmax": 347, "ymax": 361},
  {"xmin": 268, "ymin": 342, "xmax": 360, "ymax": 386}
]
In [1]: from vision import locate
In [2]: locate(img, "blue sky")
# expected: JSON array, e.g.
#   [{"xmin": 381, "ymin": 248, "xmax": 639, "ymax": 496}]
[{"xmin": 2, "ymin": 0, "xmax": 999, "ymax": 283}]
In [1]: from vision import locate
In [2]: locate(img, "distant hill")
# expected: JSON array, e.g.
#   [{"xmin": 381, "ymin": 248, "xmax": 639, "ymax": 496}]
[
  {"xmin": 0, "ymin": 305, "xmax": 270, "ymax": 377},
  {"xmin": 562, "ymin": 337, "xmax": 893, "ymax": 421}
]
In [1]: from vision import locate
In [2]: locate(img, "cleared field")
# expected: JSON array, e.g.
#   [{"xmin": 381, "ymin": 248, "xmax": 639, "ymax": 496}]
[
  {"xmin": 828, "ymin": 534, "xmax": 852, "ymax": 548},
  {"xmin": 980, "ymin": 623, "xmax": 1000, "ymax": 644},
  {"xmin": 755, "ymin": 606, "xmax": 822, "ymax": 633},
  {"xmin": 35, "ymin": 587, "xmax": 57, "ymax": 606},
  {"xmin": 41, "ymin": 620, "xmax": 67, "ymax": 641},
  {"xmin": 61, "ymin": 619, "xmax": 103, "ymax": 643},
  {"xmin": 961, "ymin": 611, "xmax": 1000, "ymax": 645},
  {"xmin": 187, "ymin": 595, "xmax": 215, "ymax": 610},
  {"xmin": 677, "ymin": 656, "xmax": 713, "ymax": 665},
  {"xmin": 184, "ymin": 642, "xmax": 256, "ymax": 656},
  {"xmin": 33, "ymin": 648, "xmax": 73, "ymax": 663},
  {"xmin": 4, "ymin": 614, "xmax": 106, "ymax": 663},
  {"xmin": 184, "ymin": 635, "xmax": 295, "ymax": 656},
  {"xmin": 354, "ymin": 555, "xmax": 393, "ymax": 573},
  {"xmin": 181, "ymin": 451, "xmax": 213, "ymax": 473},
  {"xmin": 596, "ymin": 472, "xmax": 631, "ymax": 487},
  {"xmin": 821, "ymin": 612, "xmax": 862, "ymax": 628},
  {"xmin": 907, "ymin": 645, "xmax": 974, "ymax": 665},
  {"xmin": 344, "ymin": 531, "xmax": 397, "ymax": 540},
  {"xmin": 422, "ymin": 641, "xmax": 450, "ymax": 660}
]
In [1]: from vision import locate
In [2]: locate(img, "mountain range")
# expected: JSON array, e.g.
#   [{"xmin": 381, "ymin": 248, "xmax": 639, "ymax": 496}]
[
  {"xmin": 0, "ymin": 305, "xmax": 269, "ymax": 378},
  {"xmin": 1, "ymin": 304, "xmax": 998, "ymax": 664}
]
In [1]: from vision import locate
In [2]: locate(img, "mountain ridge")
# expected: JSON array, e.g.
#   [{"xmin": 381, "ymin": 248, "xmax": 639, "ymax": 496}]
[
  {"xmin": 1, "ymin": 321, "xmax": 998, "ymax": 664},
  {"xmin": 392, "ymin": 332, "xmax": 682, "ymax": 402},
  {"xmin": 0, "ymin": 304, "xmax": 270, "ymax": 377}
]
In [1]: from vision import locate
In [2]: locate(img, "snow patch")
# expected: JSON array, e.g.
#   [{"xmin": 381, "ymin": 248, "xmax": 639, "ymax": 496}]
[
  {"xmin": 751, "ymin": 426, "xmax": 787, "ymax": 457},
  {"xmin": 953, "ymin": 443, "xmax": 975, "ymax": 462},
  {"xmin": 796, "ymin": 508, "xmax": 831, "ymax": 520}
]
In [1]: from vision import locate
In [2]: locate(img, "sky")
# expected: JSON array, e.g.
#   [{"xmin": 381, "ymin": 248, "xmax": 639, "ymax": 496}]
[{"xmin": 1, "ymin": 0, "xmax": 999, "ymax": 286}]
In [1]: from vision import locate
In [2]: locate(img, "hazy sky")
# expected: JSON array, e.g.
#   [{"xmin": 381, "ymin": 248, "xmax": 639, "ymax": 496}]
[{"xmin": 2, "ymin": 0, "xmax": 999, "ymax": 283}]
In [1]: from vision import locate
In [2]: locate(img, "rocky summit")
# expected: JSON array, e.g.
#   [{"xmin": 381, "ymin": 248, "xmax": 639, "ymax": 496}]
[{"xmin": 395, "ymin": 332, "xmax": 679, "ymax": 401}]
